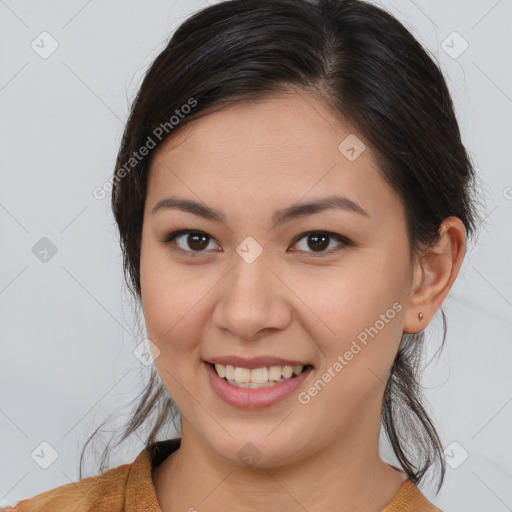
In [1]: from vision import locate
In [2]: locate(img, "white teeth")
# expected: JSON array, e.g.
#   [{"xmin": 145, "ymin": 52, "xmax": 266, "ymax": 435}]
[
  {"xmin": 225, "ymin": 364, "xmax": 234, "ymax": 380},
  {"xmin": 213, "ymin": 363, "xmax": 306, "ymax": 386},
  {"xmin": 250, "ymin": 367, "xmax": 268, "ymax": 383},
  {"xmin": 232, "ymin": 381, "xmax": 279, "ymax": 389},
  {"xmin": 216, "ymin": 364, "xmax": 226, "ymax": 378},
  {"xmin": 233, "ymin": 367, "xmax": 250, "ymax": 383},
  {"xmin": 282, "ymin": 365, "xmax": 293, "ymax": 379},
  {"xmin": 293, "ymin": 365, "xmax": 303, "ymax": 376},
  {"xmin": 268, "ymin": 365, "xmax": 282, "ymax": 381}
]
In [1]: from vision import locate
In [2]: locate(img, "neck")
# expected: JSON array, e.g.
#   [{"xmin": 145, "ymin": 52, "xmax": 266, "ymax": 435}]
[{"xmin": 153, "ymin": 415, "xmax": 407, "ymax": 512}]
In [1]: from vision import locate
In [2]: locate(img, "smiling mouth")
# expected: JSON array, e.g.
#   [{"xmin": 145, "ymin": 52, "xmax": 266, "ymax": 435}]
[{"xmin": 206, "ymin": 362, "xmax": 314, "ymax": 388}]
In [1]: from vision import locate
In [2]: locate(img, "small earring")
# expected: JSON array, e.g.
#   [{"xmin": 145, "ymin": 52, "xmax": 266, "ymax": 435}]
[{"xmin": 418, "ymin": 312, "xmax": 423, "ymax": 320}]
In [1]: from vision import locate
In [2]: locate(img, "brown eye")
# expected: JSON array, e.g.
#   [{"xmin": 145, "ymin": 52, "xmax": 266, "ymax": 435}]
[
  {"xmin": 306, "ymin": 233, "xmax": 329, "ymax": 251},
  {"xmin": 161, "ymin": 229, "xmax": 351, "ymax": 257},
  {"xmin": 292, "ymin": 231, "xmax": 350, "ymax": 255},
  {"xmin": 183, "ymin": 232, "xmax": 210, "ymax": 251},
  {"xmin": 162, "ymin": 230, "xmax": 220, "ymax": 254}
]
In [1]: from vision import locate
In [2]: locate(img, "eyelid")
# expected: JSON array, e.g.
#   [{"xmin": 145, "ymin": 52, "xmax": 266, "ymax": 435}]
[
  {"xmin": 160, "ymin": 229, "xmax": 221, "ymax": 255},
  {"xmin": 160, "ymin": 229, "xmax": 352, "ymax": 256},
  {"xmin": 289, "ymin": 231, "xmax": 352, "ymax": 257}
]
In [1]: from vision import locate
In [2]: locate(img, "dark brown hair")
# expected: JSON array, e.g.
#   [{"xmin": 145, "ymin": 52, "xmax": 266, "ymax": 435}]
[{"xmin": 80, "ymin": 0, "xmax": 480, "ymax": 492}]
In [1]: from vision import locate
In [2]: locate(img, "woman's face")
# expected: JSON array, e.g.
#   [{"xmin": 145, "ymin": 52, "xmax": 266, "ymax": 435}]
[{"xmin": 140, "ymin": 91, "xmax": 415, "ymax": 467}]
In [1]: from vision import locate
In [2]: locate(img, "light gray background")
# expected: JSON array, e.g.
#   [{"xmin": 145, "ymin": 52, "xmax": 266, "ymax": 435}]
[{"xmin": 0, "ymin": 1, "xmax": 511, "ymax": 510}]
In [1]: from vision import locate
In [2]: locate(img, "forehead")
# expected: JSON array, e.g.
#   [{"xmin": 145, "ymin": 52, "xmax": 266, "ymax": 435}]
[
  {"xmin": 147, "ymin": 92, "xmax": 403, "ymax": 226},
  {"xmin": 152, "ymin": 91, "xmax": 354, "ymax": 171}
]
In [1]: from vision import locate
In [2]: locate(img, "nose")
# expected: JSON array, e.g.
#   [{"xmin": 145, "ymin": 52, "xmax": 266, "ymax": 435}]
[{"xmin": 212, "ymin": 253, "xmax": 292, "ymax": 341}]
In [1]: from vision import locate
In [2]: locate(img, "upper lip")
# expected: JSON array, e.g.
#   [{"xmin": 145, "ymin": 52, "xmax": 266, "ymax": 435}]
[{"xmin": 204, "ymin": 356, "xmax": 313, "ymax": 369}]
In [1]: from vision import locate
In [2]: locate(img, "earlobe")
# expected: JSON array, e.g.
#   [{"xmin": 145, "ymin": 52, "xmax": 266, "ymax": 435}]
[{"xmin": 403, "ymin": 217, "xmax": 466, "ymax": 334}]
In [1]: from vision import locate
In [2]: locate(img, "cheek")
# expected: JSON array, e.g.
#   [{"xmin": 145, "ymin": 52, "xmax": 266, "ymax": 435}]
[
  {"xmin": 295, "ymin": 270, "xmax": 405, "ymax": 433},
  {"xmin": 301, "ymin": 253, "xmax": 407, "ymax": 373},
  {"xmin": 140, "ymin": 258, "xmax": 207, "ymax": 406},
  {"xmin": 140, "ymin": 245, "xmax": 204, "ymax": 355}
]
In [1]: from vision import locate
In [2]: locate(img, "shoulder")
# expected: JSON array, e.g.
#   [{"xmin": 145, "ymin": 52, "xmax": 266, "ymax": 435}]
[
  {"xmin": 383, "ymin": 480, "xmax": 443, "ymax": 512},
  {"xmin": 0, "ymin": 439, "xmax": 179, "ymax": 512},
  {"xmin": 0, "ymin": 461, "xmax": 133, "ymax": 512}
]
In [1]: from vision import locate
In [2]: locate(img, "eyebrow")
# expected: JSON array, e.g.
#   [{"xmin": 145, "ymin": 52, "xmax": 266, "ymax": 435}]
[{"xmin": 151, "ymin": 194, "xmax": 369, "ymax": 227}]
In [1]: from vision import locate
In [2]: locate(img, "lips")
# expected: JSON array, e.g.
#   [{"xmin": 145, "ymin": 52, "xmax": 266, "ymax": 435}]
[
  {"xmin": 205, "ymin": 360, "xmax": 314, "ymax": 409},
  {"xmin": 203, "ymin": 356, "xmax": 313, "ymax": 369}
]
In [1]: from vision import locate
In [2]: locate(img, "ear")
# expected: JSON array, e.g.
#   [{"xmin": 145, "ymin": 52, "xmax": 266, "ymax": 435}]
[{"xmin": 403, "ymin": 216, "xmax": 467, "ymax": 334}]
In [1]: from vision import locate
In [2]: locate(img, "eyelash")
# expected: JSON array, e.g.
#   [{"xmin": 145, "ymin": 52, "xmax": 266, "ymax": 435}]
[{"xmin": 159, "ymin": 229, "xmax": 352, "ymax": 257}]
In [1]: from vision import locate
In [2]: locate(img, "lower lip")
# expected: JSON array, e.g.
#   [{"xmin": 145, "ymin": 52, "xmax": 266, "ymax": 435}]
[{"xmin": 204, "ymin": 362, "xmax": 314, "ymax": 409}]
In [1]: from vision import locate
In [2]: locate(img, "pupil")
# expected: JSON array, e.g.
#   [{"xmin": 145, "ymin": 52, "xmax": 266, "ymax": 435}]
[
  {"xmin": 188, "ymin": 233, "xmax": 209, "ymax": 250},
  {"xmin": 308, "ymin": 233, "xmax": 328, "ymax": 251}
]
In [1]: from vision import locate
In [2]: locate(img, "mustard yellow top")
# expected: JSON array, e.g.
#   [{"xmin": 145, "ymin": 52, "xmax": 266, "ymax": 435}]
[{"xmin": 1, "ymin": 438, "xmax": 442, "ymax": 511}]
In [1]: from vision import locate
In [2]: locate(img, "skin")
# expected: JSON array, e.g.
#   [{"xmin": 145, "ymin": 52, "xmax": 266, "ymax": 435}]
[{"xmin": 140, "ymin": 89, "xmax": 466, "ymax": 512}]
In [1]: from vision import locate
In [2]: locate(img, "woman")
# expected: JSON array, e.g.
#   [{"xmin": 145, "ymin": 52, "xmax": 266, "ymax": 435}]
[{"xmin": 3, "ymin": 0, "xmax": 479, "ymax": 510}]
